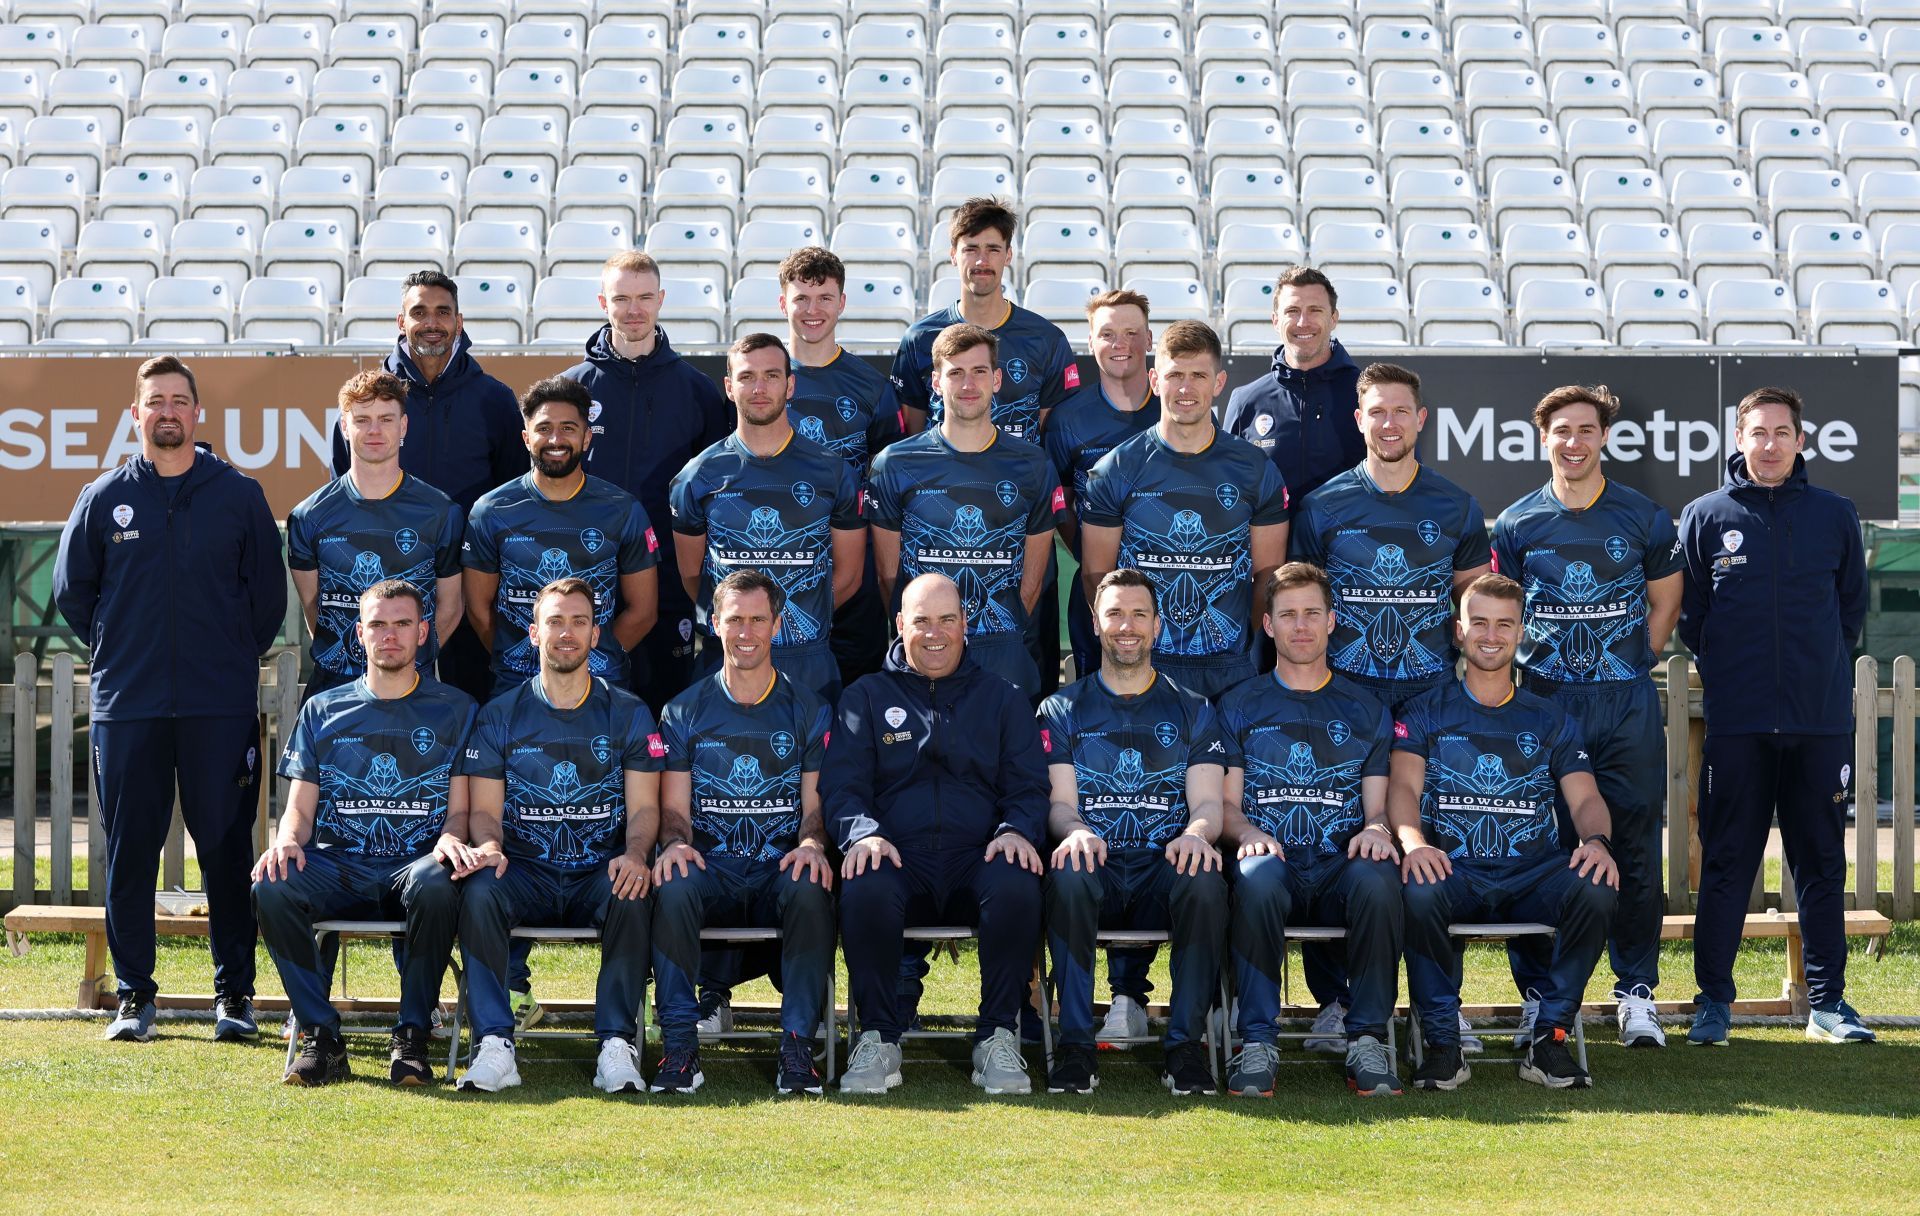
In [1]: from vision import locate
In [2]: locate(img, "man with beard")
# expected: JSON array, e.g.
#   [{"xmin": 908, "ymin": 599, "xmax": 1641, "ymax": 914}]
[
  {"xmin": 462, "ymin": 377, "xmax": 660, "ymax": 698},
  {"xmin": 1221, "ymin": 266, "xmax": 1364, "ymax": 502},
  {"xmin": 1390, "ymin": 574, "xmax": 1619, "ymax": 1091},
  {"xmin": 1038, "ymin": 569, "xmax": 1228, "ymax": 1098},
  {"xmin": 56, "ymin": 355, "xmax": 286, "ymax": 1044}
]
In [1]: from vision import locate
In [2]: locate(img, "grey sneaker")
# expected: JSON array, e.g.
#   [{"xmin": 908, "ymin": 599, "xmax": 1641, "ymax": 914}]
[
  {"xmin": 1226, "ymin": 1040, "xmax": 1279, "ymax": 1098},
  {"xmin": 213, "ymin": 994, "xmax": 257, "ymax": 1042},
  {"xmin": 1345, "ymin": 1035, "xmax": 1403, "ymax": 1097},
  {"xmin": 970, "ymin": 1026, "xmax": 1031, "ymax": 1095},
  {"xmin": 1512, "ymin": 988, "xmax": 1542, "ymax": 1048},
  {"xmin": 1097, "ymin": 994, "xmax": 1148, "ymax": 1049},
  {"xmin": 839, "ymin": 1030, "xmax": 903, "ymax": 1094},
  {"xmin": 1302, "ymin": 1001, "xmax": 1347, "ymax": 1053},
  {"xmin": 104, "ymin": 995, "xmax": 156, "ymax": 1042},
  {"xmin": 1806, "ymin": 1000, "xmax": 1876, "ymax": 1044}
]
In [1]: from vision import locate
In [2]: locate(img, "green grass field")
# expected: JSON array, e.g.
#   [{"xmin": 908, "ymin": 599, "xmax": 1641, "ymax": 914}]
[{"xmin": 1, "ymin": 928, "xmax": 1917, "ymax": 1214}]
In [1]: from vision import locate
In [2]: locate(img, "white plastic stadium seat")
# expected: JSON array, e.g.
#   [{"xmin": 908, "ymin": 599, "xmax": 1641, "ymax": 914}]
[
  {"xmin": 452, "ymin": 218, "xmax": 544, "ymax": 294},
  {"xmin": 48, "ymin": 275, "xmax": 139, "ymax": 343},
  {"xmin": 1686, "ymin": 221, "xmax": 1781, "ymax": 291},
  {"xmin": 0, "ymin": 276, "xmax": 38, "ymax": 342},
  {"xmin": 1610, "ymin": 277, "xmax": 1703, "ymax": 342},
  {"xmin": 529, "ymin": 275, "xmax": 605, "ymax": 342},
  {"xmin": 1515, "ymin": 278, "xmax": 1610, "ymax": 343},
  {"xmin": 451, "ymin": 274, "xmax": 529, "ymax": 343},
  {"xmin": 360, "ymin": 218, "xmax": 450, "ymax": 278},
  {"xmin": 1592, "ymin": 221, "xmax": 1684, "ymax": 294},
  {"xmin": 1214, "ymin": 221, "xmax": 1307, "ymax": 295},
  {"xmin": 0, "ymin": 218, "xmax": 62, "ymax": 301},
  {"xmin": 168, "ymin": 218, "xmax": 259, "ymax": 296},
  {"xmin": 143, "ymin": 276, "xmax": 237, "ymax": 342},
  {"xmin": 1785, "ymin": 223, "xmax": 1877, "ymax": 299},
  {"xmin": 1809, "ymin": 278, "xmax": 1904, "ymax": 343},
  {"xmin": 1334, "ymin": 278, "xmax": 1415, "ymax": 344},
  {"xmin": 1413, "ymin": 276, "xmax": 1509, "ymax": 343},
  {"xmin": 1402, "ymin": 222, "xmax": 1493, "ymax": 293},
  {"xmin": 99, "ymin": 166, "xmax": 188, "ymax": 230},
  {"xmin": 1706, "ymin": 278, "xmax": 1801, "ymax": 342},
  {"xmin": 76, "ymin": 219, "xmax": 168, "ymax": 296}
]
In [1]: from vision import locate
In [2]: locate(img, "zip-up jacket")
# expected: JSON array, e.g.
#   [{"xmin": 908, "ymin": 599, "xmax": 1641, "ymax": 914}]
[
  {"xmin": 1678, "ymin": 452, "xmax": 1866, "ymax": 736},
  {"xmin": 1220, "ymin": 338, "xmax": 1364, "ymax": 500},
  {"xmin": 822, "ymin": 638, "xmax": 1049, "ymax": 853},
  {"xmin": 559, "ymin": 323, "xmax": 731, "ymax": 612},
  {"xmin": 55, "ymin": 445, "xmax": 286, "ymax": 721},
  {"xmin": 329, "ymin": 332, "xmax": 525, "ymax": 510}
]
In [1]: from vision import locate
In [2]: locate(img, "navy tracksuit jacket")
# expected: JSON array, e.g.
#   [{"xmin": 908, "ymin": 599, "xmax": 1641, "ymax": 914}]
[{"xmin": 1219, "ymin": 339, "xmax": 1365, "ymax": 502}]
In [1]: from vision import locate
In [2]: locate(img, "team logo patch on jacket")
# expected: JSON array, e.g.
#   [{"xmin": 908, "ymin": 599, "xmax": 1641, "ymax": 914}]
[{"xmin": 1722, "ymin": 529, "xmax": 1744, "ymax": 553}]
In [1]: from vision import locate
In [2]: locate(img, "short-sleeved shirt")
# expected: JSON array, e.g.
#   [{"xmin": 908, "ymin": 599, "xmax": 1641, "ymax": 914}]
[
  {"xmin": 1081, "ymin": 426, "xmax": 1291, "ymax": 668},
  {"xmin": 1038, "ymin": 671, "xmax": 1225, "ymax": 850},
  {"xmin": 789, "ymin": 347, "xmax": 903, "ymax": 481},
  {"xmin": 659, "ymin": 669, "xmax": 832, "ymax": 861},
  {"xmin": 279, "ymin": 675, "xmax": 477, "ymax": 857},
  {"xmin": 1492, "ymin": 479, "xmax": 1683, "ymax": 685},
  {"xmin": 286, "ymin": 472, "xmax": 464, "ymax": 679},
  {"xmin": 1291, "ymin": 463, "xmax": 1492, "ymax": 686},
  {"xmin": 866, "ymin": 427, "xmax": 1064, "ymax": 638},
  {"xmin": 1217, "ymin": 670, "xmax": 1392, "ymax": 862},
  {"xmin": 462, "ymin": 472, "xmax": 658, "ymax": 692},
  {"xmin": 1042, "ymin": 383, "xmax": 1160, "ymax": 539},
  {"xmin": 461, "ymin": 676, "xmax": 664, "ymax": 870},
  {"xmin": 890, "ymin": 302, "xmax": 1079, "ymax": 442},
  {"xmin": 668, "ymin": 431, "xmax": 863, "ymax": 649},
  {"xmin": 1392, "ymin": 681, "xmax": 1591, "ymax": 867}
]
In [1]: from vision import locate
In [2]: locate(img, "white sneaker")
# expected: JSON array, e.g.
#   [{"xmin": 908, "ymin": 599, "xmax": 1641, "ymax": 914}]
[
  {"xmin": 1512, "ymin": 989, "xmax": 1542, "ymax": 1048},
  {"xmin": 697, "ymin": 1000, "xmax": 733, "ymax": 1035},
  {"xmin": 1303, "ymin": 1001, "xmax": 1347, "ymax": 1053},
  {"xmin": 1097, "ymin": 994, "xmax": 1148, "ymax": 1049},
  {"xmin": 593, "ymin": 1036, "xmax": 644, "ymax": 1093},
  {"xmin": 458, "ymin": 1034, "xmax": 522, "ymax": 1092},
  {"xmin": 1614, "ymin": 985, "xmax": 1667, "ymax": 1048},
  {"xmin": 1459, "ymin": 1013, "xmax": 1484, "ymax": 1055}
]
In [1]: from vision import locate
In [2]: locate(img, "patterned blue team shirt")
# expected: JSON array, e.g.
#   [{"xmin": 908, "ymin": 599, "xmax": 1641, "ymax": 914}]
[
  {"xmin": 659, "ymin": 670, "xmax": 832, "ymax": 861},
  {"xmin": 890, "ymin": 302, "xmax": 1080, "ymax": 442},
  {"xmin": 1080, "ymin": 427, "xmax": 1291, "ymax": 667},
  {"xmin": 1392, "ymin": 681, "xmax": 1591, "ymax": 867},
  {"xmin": 866, "ymin": 428, "xmax": 1064, "ymax": 638},
  {"xmin": 1038, "ymin": 672, "xmax": 1226, "ymax": 850},
  {"xmin": 1291, "ymin": 463, "xmax": 1492, "ymax": 685},
  {"xmin": 461, "ymin": 676, "xmax": 664, "ymax": 871},
  {"xmin": 1217, "ymin": 671, "xmax": 1392, "ymax": 863},
  {"xmin": 789, "ymin": 348, "xmax": 903, "ymax": 480},
  {"xmin": 462, "ymin": 473, "xmax": 658, "ymax": 693},
  {"xmin": 1491, "ymin": 479, "xmax": 1683, "ymax": 684},
  {"xmin": 280, "ymin": 675, "xmax": 477, "ymax": 857},
  {"xmin": 1042, "ymin": 383, "xmax": 1160, "ymax": 545},
  {"xmin": 669, "ymin": 431, "xmax": 862, "ymax": 650},
  {"xmin": 286, "ymin": 472, "xmax": 464, "ymax": 679}
]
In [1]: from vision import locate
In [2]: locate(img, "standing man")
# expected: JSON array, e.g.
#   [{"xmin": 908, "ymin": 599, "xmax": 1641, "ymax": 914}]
[
  {"xmin": 1216, "ymin": 562, "xmax": 1404, "ymax": 1099},
  {"xmin": 463, "ymin": 377, "xmax": 660, "ymax": 698},
  {"xmin": 1390, "ymin": 574, "xmax": 1619, "ymax": 1091},
  {"xmin": 252, "ymin": 580, "xmax": 476, "ymax": 1086},
  {"xmin": 1679, "ymin": 387, "xmax": 1872, "ymax": 1046},
  {"xmin": 1492, "ymin": 385, "xmax": 1682, "ymax": 1048},
  {"xmin": 1039, "ymin": 570, "xmax": 1229, "ymax": 1098},
  {"xmin": 866, "ymin": 324, "xmax": 1063, "ymax": 700},
  {"xmin": 455, "ymin": 577, "xmax": 663, "ymax": 1094},
  {"xmin": 650, "ymin": 571, "xmax": 836, "ymax": 1096},
  {"xmin": 562, "ymin": 250, "xmax": 733, "ymax": 711},
  {"xmin": 670, "ymin": 333, "xmax": 865, "ymax": 705},
  {"xmin": 55, "ymin": 355, "xmax": 287, "ymax": 1043},
  {"xmin": 329, "ymin": 270, "xmax": 525, "ymax": 701},
  {"xmin": 290, "ymin": 371, "xmax": 464, "ymax": 699},
  {"xmin": 1221, "ymin": 266, "xmax": 1364, "ymax": 502},
  {"xmin": 780, "ymin": 246, "xmax": 904, "ymax": 688},
  {"xmin": 824, "ymin": 573, "xmax": 1049, "ymax": 1096},
  {"xmin": 1079, "ymin": 321, "xmax": 1291, "ymax": 700}
]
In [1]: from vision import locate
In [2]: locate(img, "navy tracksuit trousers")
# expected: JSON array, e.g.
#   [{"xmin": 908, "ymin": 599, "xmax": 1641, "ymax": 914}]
[
  {"xmin": 1231, "ymin": 852, "xmax": 1403, "ymax": 1044},
  {"xmin": 652, "ymin": 856, "xmax": 835, "ymax": 1041}
]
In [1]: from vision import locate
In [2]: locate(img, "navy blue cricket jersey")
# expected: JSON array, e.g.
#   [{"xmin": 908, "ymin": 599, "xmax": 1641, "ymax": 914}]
[
  {"xmin": 789, "ymin": 347, "xmax": 903, "ymax": 480},
  {"xmin": 462, "ymin": 473, "xmax": 659, "ymax": 692},
  {"xmin": 1291, "ymin": 463, "xmax": 1491, "ymax": 685},
  {"xmin": 1042, "ymin": 384, "xmax": 1160, "ymax": 542},
  {"xmin": 280, "ymin": 675, "xmax": 477, "ymax": 857},
  {"xmin": 890, "ymin": 302, "xmax": 1079, "ymax": 442},
  {"xmin": 286, "ymin": 472, "xmax": 464, "ymax": 680},
  {"xmin": 462, "ymin": 676, "xmax": 664, "ymax": 870},
  {"xmin": 1080, "ymin": 427, "xmax": 1290, "ymax": 668},
  {"xmin": 669, "ymin": 431, "xmax": 862, "ymax": 650},
  {"xmin": 659, "ymin": 669, "xmax": 832, "ymax": 861},
  {"xmin": 1217, "ymin": 671, "xmax": 1392, "ymax": 862},
  {"xmin": 1038, "ymin": 672, "xmax": 1225, "ymax": 850},
  {"xmin": 866, "ymin": 427, "xmax": 1064, "ymax": 638},
  {"xmin": 1392, "ymin": 681, "xmax": 1591, "ymax": 866},
  {"xmin": 1492, "ymin": 479, "xmax": 1682, "ymax": 685}
]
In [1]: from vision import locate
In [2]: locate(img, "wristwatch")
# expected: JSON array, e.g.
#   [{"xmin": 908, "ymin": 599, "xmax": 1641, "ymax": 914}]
[{"xmin": 1581, "ymin": 833, "xmax": 1613, "ymax": 852}]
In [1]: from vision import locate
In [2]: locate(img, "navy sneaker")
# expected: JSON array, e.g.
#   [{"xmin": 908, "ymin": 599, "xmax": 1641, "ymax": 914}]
[
  {"xmin": 650, "ymin": 1041, "xmax": 705, "ymax": 1093},
  {"xmin": 213, "ymin": 994, "xmax": 258, "ymax": 1042},
  {"xmin": 1687, "ymin": 996, "xmax": 1732, "ymax": 1047},
  {"xmin": 1806, "ymin": 1000, "xmax": 1876, "ymax": 1044},
  {"xmin": 104, "ymin": 994, "xmax": 156, "ymax": 1042},
  {"xmin": 776, "ymin": 1032, "xmax": 824, "ymax": 1096}
]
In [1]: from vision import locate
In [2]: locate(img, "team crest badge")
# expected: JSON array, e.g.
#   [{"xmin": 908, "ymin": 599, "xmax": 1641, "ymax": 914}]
[
  {"xmin": 394, "ymin": 527, "xmax": 419, "ymax": 555},
  {"xmin": 1723, "ymin": 529, "xmax": 1744, "ymax": 554},
  {"xmin": 1418, "ymin": 519, "xmax": 1441, "ymax": 546},
  {"xmin": 592, "ymin": 735, "xmax": 612, "ymax": 764},
  {"xmin": 1005, "ymin": 358, "xmax": 1029, "ymax": 384},
  {"xmin": 111, "ymin": 504, "xmax": 133, "ymax": 527},
  {"xmin": 1517, "ymin": 732, "xmax": 1540, "ymax": 758},
  {"xmin": 678, "ymin": 618, "xmax": 694, "ymax": 641},
  {"xmin": 1154, "ymin": 721, "xmax": 1179, "ymax": 747},
  {"xmin": 1605, "ymin": 535, "xmax": 1629, "ymax": 563},
  {"xmin": 1328, "ymin": 720, "xmax": 1350, "ymax": 746},
  {"xmin": 411, "ymin": 727, "xmax": 436, "ymax": 755},
  {"xmin": 589, "ymin": 401, "xmax": 603, "ymax": 423},
  {"xmin": 771, "ymin": 731, "xmax": 794, "ymax": 759},
  {"xmin": 792, "ymin": 481, "xmax": 816, "ymax": 507},
  {"xmin": 996, "ymin": 479, "xmax": 1018, "ymax": 507},
  {"xmin": 1216, "ymin": 483, "xmax": 1240, "ymax": 510},
  {"xmin": 835, "ymin": 395, "xmax": 857, "ymax": 421},
  {"xmin": 884, "ymin": 706, "xmax": 908, "ymax": 729},
  {"xmin": 1254, "ymin": 414, "xmax": 1274, "ymax": 437},
  {"xmin": 580, "ymin": 527, "xmax": 605, "ymax": 553}
]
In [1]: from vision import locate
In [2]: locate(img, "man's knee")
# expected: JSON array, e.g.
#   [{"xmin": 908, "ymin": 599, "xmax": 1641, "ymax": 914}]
[
  {"xmin": 1045, "ymin": 863, "xmax": 1101, "ymax": 917},
  {"xmin": 1563, "ymin": 876, "xmax": 1619, "ymax": 922},
  {"xmin": 458, "ymin": 870, "xmax": 511, "ymax": 931},
  {"xmin": 250, "ymin": 875, "xmax": 300, "ymax": 922},
  {"xmin": 1170, "ymin": 866, "xmax": 1227, "ymax": 918},
  {"xmin": 1401, "ymin": 876, "xmax": 1451, "ymax": 925},
  {"xmin": 975, "ymin": 858, "xmax": 1042, "ymax": 916},
  {"xmin": 401, "ymin": 858, "xmax": 459, "ymax": 915},
  {"xmin": 1344, "ymin": 858, "xmax": 1403, "ymax": 913},
  {"xmin": 1232, "ymin": 854, "xmax": 1293, "ymax": 919},
  {"xmin": 838, "ymin": 865, "xmax": 906, "ymax": 925},
  {"xmin": 651, "ymin": 871, "xmax": 704, "ymax": 924}
]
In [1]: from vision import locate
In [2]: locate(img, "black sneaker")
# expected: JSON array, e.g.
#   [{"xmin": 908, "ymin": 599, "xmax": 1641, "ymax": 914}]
[
  {"xmin": 213, "ymin": 994, "xmax": 258, "ymax": 1042},
  {"xmin": 1412, "ymin": 1042, "xmax": 1470, "ymax": 1091},
  {"xmin": 1047, "ymin": 1043, "xmax": 1100, "ymax": 1094},
  {"xmin": 1518, "ymin": 1027, "xmax": 1592, "ymax": 1089},
  {"xmin": 388, "ymin": 1024, "xmax": 433, "ymax": 1086},
  {"xmin": 650, "ymin": 1041, "xmax": 705, "ymax": 1093},
  {"xmin": 285, "ymin": 1027, "xmax": 349, "ymax": 1087},
  {"xmin": 1160, "ymin": 1041, "xmax": 1216, "ymax": 1096},
  {"xmin": 776, "ymin": 1031, "xmax": 823, "ymax": 1096}
]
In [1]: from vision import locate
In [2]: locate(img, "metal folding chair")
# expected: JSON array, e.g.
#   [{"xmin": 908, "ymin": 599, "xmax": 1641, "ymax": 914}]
[
  {"xmin": 1219, "ymin": 924, "xmax": 1399, "ymax": 1063},
  {"xmin": 283, "ymin": 919, "xmax": 465, "ymax": 1082},
  {"xmin": 1406, "ymin": 922, "xmax": 1589, "ymax": 1069},
  {"xmin": 1039, "ymin": 927, "xmax": 1230, "ymax": 1085},
  {"xmin": 636, "ymin": 926, "xmax": 840, "ymax": 1081}
]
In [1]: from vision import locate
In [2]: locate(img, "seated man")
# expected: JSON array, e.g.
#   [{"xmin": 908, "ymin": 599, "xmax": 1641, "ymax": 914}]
[
  {"xmin": 1040, "ymin": 570, "xmax": 1228, "ymax": 1097},
  {"xmin": 1389, "ymin": 574, "xmax": 1620, "ymax": 1091},
  {"xmin": 823, "ymin": 573, "xmax": 1048, "ymax": 1095},
  {"xmin": 650, "ymin": 570, "xmax": 836, "ymax": 1096},
  {"xmin": 456, "ymin": 577, "xmax": 662, "ymax": 1094},
  {"xmin": 253, "ymin": 579, "xmax": 478, "ymax": 1086},
  {"xmin": 1218, "ymin": 562, "xmax": 1404, "ymax": 1099}
]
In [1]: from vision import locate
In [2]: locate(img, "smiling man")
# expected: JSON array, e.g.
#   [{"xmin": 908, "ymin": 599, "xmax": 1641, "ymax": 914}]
[{"xmin": 1221, "ymin": 266, "xmax": 1364, "ymax": 502}]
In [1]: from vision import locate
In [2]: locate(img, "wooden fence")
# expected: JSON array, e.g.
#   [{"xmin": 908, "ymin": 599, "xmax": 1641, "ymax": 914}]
[{"xmin": 4, "ymin": 651, "xmax": 1918, "ymax": 918}]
